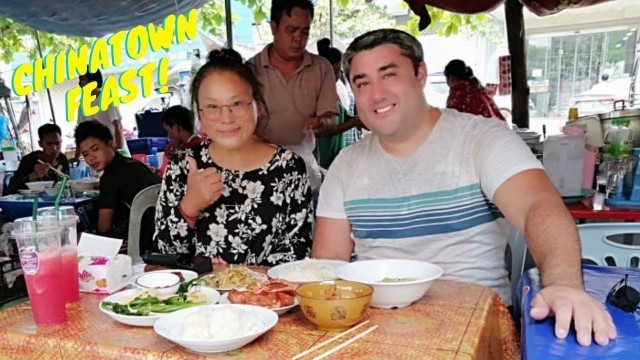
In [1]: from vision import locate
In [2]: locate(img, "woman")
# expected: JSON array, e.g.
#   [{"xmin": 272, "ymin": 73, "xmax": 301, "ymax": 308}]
[
  {"xmin": 154, "ymin": 49, "xmax": 313, "ymax": 266},
  {"xmin": 444, "ymin": 59, "xmax": 506, "ymax": 121}
]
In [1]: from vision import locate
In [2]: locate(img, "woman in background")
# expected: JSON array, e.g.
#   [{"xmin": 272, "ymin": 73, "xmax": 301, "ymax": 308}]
[{"xmin": 444, "ymin": 59, "xmax": 506, "ymax": 121}]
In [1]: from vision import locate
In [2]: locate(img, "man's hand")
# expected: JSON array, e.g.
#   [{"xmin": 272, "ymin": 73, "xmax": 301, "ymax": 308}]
[
  {"xmin": 304, "ymin": 116, "xmax": 327, "ymax": 135},
  {"xmin": 530, "ymin": 285, "xmax": 617, "ymax": 346},
  {"xmin": 31, "ymin": 162, "xmax": 50, "ymax": 180},
  {"xmin": 181, "ymin": 156, "xmax": 223, "ymax": 214}
]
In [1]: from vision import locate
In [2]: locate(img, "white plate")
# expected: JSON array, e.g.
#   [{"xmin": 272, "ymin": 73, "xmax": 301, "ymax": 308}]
[
  {"xmin": 204, "ymin": 268, "xmax": 268, "ymax": 291},
  {"xmin": 129, "ymin": 269, "xmax": 199, "ymax": 289},
  {"xmin": 218, "ymin": 292, "xmax": 298, "ymax": 315},
  {"xmin": 153, "ymin": 304, "xmax": 278, "ymax": 353},
  {"xmin": 267, "ymin": 259, "xmax": 349, "ymax": 284},
  {"xmin": 18, "ymin": 189, "xmax": 42, "ymax": 195},
  {"xmin": 99, "ymin": 287, "xmax": 220, "ymax": 327}
]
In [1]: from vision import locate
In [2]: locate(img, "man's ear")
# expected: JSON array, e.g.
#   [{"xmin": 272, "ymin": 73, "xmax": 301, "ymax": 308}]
[
  {"xmin": 417, "ymin": 61, "xmax": 427, "ymax": 88},
  {"xmin": 108, "ymin": 140, "xmax": 116, "ymax": 150},
  {"xmin": 38, "ymin": 140, "xmax": 43, "ymax": 149},
  {"xmin": 270, "ymin": 21, "xmax": 277, "ymax": 36}
]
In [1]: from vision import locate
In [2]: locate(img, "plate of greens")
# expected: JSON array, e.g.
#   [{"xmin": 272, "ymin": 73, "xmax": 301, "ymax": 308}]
[{"xmin": 99, "ymin": 279, "xmax": 220, "ymax": 327}]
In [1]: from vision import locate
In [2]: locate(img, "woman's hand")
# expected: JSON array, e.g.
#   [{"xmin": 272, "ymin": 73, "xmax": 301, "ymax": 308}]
[{"xmin": 180, "ymin": 156, "xmax": 223, "ymax": 215}]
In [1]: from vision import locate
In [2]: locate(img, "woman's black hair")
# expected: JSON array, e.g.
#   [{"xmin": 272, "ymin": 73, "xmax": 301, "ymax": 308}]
[
  {"xmin": 444, "ymin": 59, "xmax": 481, "ymax": 88},
  {"xmin": 190, "ymin": 48, "xmax": 269, "ymax": 130}
]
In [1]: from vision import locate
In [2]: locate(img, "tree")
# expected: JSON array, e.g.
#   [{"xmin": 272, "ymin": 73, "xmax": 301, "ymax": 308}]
[{"xmin": 0, "ymin": 0, "xmax": 497, "ymax": 63}]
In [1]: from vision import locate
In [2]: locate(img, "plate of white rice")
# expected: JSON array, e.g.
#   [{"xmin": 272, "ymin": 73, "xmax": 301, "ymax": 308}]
[
  {"xmin": 153, "ymin": 304, "xmax": 278, "ymax": 353},
  {"xmin": 267, "ymin": 258, "xmax": 349, "ymax": 283}
]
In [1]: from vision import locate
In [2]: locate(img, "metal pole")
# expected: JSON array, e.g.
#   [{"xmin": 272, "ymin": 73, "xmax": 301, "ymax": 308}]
[
  {"xmin": 34, "ymin": 29, "xmax": 57, "ymax": 125},
  {"xmin": 225, "ymin": 0, "xmax": 233, "ymax": 49},
  {"xmin": 329, "ymin": 0, "xmax": 334, "ymax": 45}
]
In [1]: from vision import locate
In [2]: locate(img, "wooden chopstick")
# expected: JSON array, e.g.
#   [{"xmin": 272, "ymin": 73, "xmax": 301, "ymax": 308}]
[
  {"xmin": 37, "ymin": 160, "xmax": 69, "ymax": 178},
  {"xmin": 311, "ymin": 325, "xmax": 378, "ymax": 360},
  {"xmin": 291, "ymin": 320, "xmax": 371, "ymax": 360}
]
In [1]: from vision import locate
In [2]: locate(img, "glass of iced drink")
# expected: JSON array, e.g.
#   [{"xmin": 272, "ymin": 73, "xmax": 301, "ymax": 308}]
[
  {"xmin": 39, "ymin": 206, "xmax": 80, "ymax": 303},
  {"xmin": 12, "ymin": 217, "xmax": 66, "ymax": 326}
]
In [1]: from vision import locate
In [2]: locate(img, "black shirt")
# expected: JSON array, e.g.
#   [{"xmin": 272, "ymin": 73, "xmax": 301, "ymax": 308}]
[
  {"xmin": 99, "ymin": 154, "xmax": 160, "ymax": 237},
  {"xmin": 8, "ymin": 151, "xmax": 69, "ymax": 194}
]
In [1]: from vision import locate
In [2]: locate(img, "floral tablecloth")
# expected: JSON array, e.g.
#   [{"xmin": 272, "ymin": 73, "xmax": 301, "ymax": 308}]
[{"xmin": 0, "ymin": 279, "xmax": 520, "ymax": 359}]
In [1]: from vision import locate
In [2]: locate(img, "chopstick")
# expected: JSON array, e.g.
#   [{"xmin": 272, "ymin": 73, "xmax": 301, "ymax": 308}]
[
  {"xmin": 292, "ymin": 320, "xmax": 374, "ymax": 360},
  {"xmin": 37, "ymin": 160, "xmax": 69, "ymax": 178},
  {"xmin": 311, "ymin": 325, "xmax": 378, "ymax": 360}
]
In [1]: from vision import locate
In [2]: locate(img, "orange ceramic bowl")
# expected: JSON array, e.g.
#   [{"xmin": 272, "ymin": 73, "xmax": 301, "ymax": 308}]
[{"xmin": 295, "ymin": 280, "xmax": 373, "ymax": 331}]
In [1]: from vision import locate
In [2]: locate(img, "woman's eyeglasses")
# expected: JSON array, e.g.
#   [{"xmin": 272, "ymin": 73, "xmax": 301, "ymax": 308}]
[
  {"xmin": 198, "ymin": 100, "xmax": 253, "ymax": 121},
  {"xmin": 607, "ymin": 274, "xmax": 640, "ymax": 313}
]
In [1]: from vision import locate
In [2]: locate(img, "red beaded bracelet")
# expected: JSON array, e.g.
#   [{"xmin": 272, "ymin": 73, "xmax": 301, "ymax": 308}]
[{"xmin": 178, "ymin": 203, "xmax": 199, "ymax": 222}]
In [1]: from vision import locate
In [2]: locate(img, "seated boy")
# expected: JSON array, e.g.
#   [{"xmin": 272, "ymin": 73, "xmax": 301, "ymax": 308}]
[
  {"xmin": 74, "ymin": 120, "xmax": 160, "ymax": 241},
  {"xmin": 159, "ymin": 105, "xmax": 203, "ymax": 176},
  {"xmin": 9, "ymin": 123, "xmax": 69, "ymax": 194}
]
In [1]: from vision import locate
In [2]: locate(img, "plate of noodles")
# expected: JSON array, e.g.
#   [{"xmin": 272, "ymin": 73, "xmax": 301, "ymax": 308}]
[{"xmin": 204, "ymin": 266, "xmax": 268, "ymax": 291}]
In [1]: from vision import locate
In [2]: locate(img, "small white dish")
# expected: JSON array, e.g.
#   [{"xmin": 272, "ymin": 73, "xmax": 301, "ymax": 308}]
[
  {"xmin": 130, "ymin": 269, "xmax": 198, "ymax": 289},
  {"xmin": 267, "ymin": 259, "xmax": 348, "ymax": 284},
  {"xmin": 218, "ymin": 292, "xmax": 299, "ymax": 315},
  {"xmin": 99, "ymin": 287, "xmax": 221, "ymax": 327},
  {"xmin": 135, "ymin": 272, "xmax": 181, "ymax": 295},
  {"xmin": 153, "ymin": 304, "xmax": 278, "ymax": 353}
]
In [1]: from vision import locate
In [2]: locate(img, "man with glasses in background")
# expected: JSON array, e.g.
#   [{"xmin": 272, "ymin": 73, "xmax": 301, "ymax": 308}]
[{"xmin": 249, "ymin": 0, "xmax": 338, "ymax": 192}]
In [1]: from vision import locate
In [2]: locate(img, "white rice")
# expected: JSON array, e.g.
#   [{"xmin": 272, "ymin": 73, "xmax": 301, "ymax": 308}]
[
  {"xmin": 276, "ymin": 259, "xmax": 339, "ymax": 282},
  {"xmin": 180, "ymin": 307, "xmax": 262, "ymax": 340}
]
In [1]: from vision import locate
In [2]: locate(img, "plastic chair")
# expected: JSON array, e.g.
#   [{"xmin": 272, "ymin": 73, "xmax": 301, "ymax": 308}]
[
  {"xmin": 507, "ymin": 229, "xmax": 528, "ymax": 305},
  {"xmin": 127, "ymin": 184, "xmax": 161, "ymax": 264},
  {"xmin": 577, "ymin": 223, "xmax": 640, "ymax": 268}
]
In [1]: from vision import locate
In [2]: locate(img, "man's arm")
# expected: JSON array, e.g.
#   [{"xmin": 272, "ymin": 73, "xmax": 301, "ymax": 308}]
[
  {"xmin": 112, "ymin": 119, "xmax": 125, "ymax": 150},
  {"xmin": 310, "ymin": 217, "xmax": 354, "ymax": 261},
  {"xmin": 97, "ymin": 208, "xmax": 115, "ymax": 234},
  {"xmin": 316, "ymin": 116, "xmax": 363, "ymax": 138},
  {"xmin": 493, "ymin": 169, "xmax": 616, "ymax": 346}
]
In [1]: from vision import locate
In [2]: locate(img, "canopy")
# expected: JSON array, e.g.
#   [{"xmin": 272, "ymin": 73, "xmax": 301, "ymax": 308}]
[{"xmin": 0, "ymin": 0, "xmax": 208, "ymax": 37}]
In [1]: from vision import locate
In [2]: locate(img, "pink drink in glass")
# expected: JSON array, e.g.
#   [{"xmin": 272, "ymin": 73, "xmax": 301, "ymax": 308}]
[
  {"xmin": 23, "ymin": 251, "xmax": 66, "ymax": 325},
  {"xmin": 61, "ymin": 248, "xmax": 80, "ymax": 303}
]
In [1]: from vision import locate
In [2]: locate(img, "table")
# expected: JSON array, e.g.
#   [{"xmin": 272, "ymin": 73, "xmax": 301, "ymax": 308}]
[
  {"xmin": 520, "ymin": 265, "xmax": 640, "ymax": 360},
  {"xmin": 566, "ymin": 195, "xmax": 640, "ymax": 221},
  {"xmin": 0, "ymin": 279, "xmax": 520, "ymax": 359}
]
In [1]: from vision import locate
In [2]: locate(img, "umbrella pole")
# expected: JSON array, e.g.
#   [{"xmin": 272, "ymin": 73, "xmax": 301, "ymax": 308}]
[
  {"xmin": 225, "ymin": 0, "xmax": 233, "ymax": 48},
  {"xmin": 34, "ymin": 29, "xmax": 57, "ymax": 125}
]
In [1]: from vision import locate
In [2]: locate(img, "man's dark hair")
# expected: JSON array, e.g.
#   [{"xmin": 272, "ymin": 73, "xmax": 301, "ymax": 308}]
[
  {"xmin": 161, "ymin": 105, "xmax": 195, "ymax": 133},
  {"xmin": 74, "ymin": 120, "xmax": 113, "ymax": 148},
  {"xmin": 321, "ymin": 47, "xmax": 342, "ymax": 65},
  {"xmin": 38, "ymin": 123, "xmax": 61, "ymax": 141},
  {"xmin": 79, "ymin": 69, "xmax": 103, "ymax": 89},
  {"xmin": 317, "ymin": 37, "xmax": 331, "ymax": 54},
  {"xmin": 271, "ymin": 0, "xmax": 314, "ymax": 26},
  {"xmin": 343, "ymin": 29, "xmax": 423, "ymax": 81}
]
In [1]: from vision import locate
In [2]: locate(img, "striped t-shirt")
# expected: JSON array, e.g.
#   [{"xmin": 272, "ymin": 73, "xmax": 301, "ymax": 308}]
[{"xmin": 317, "ymin": 109, "xmax": 544, "ymax": 303}]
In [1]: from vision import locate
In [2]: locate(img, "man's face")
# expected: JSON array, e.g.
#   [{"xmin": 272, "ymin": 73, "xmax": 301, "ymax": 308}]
[
  {"xmin": 79, "ymin": 137, "xmax": 115, "ymax": 172},
  {"xmin": 163, "ymin": 124, "xmax": 181, "ymax": 144},
  {"xmin": 349, "ymin": 44, "xmax": 427, "ymax": 140},
  {"xmin": 270, "ymin": 7, "xmax": 312, "ymax": 61},
  {"xmin": 39, "ymin": 132, "xmax": 62, "ymax": 160}
]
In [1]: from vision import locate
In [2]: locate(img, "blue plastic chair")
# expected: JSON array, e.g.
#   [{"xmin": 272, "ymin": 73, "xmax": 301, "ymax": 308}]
[{"xmin": 578, "ymin": 223, "xmax": 640, "ymax": 268}]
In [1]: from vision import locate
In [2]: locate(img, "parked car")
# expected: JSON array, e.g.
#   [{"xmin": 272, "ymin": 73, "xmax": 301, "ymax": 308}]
[{"xmin": 569, "ymin": 77, "xmax": 632, "ymax": 115}]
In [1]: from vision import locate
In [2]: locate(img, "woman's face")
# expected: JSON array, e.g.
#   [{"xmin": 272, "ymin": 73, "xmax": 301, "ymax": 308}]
[{"xmin": 197, "ymin": 71, "xmax": 257, "ymax": 150}]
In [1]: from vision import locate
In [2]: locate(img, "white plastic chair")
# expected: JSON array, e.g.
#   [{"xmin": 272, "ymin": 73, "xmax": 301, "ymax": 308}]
[
  {"xmin": 507, "ymin": 229, "xmax": 528, "ymax": 305},
  {"xmin": 577, "ymin": 223, "xmax": 640, "ymax": 268},
  {"xmin": 127, "ymin": 184, "xmax": 161, "ymax": 264}
]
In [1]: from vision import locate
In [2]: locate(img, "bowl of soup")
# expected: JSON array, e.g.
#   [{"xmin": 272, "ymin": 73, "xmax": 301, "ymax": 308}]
[
  {"xmin": 335, "ymin": 259, "xmax": 443, "ymax": 309},
  {"xmin": 295, "ymin": 280, "xmax": 372, "ymax": 331}
]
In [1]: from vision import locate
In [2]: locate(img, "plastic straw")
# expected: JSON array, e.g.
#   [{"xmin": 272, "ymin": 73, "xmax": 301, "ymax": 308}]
[
  {"xmin": 54, "ymin": 177, "xmax": 68, "ymax": 215},
  {"xmin": 31, "ymin": 196, "xmax": 40, "ymax": 251}
]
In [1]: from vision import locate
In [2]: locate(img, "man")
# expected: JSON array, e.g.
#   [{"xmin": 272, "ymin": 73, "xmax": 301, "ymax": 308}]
[
  {"xmin": 159, "ymin": 105, "xmax": 203, "ymax": 176},
  {"xmin": 75, "ymin": 69, "xmax": 128, "ymax": 158},
  {"xmin": 74, "ymin": 120, "xmax": 160, "ymax": 241},
  {"xmin": 316, "ymin": 37, "xmax": 331, "ymax": 56},
  {"xmin": 317, "ymin": 47, "xmax": 363, "ymax": 168},
  {"xmin": 248, "ymin": 0, "xmax": 338, "ymax": 191},
  {"xmin": 311, "ymin": 29, "xmax": 616, "ymax": 347},
  {"xmin": 9, "ymin": 123, "xmax": 69, "ymax": 194}
]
